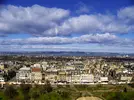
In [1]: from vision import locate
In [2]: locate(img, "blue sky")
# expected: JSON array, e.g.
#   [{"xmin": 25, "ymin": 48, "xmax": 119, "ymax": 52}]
[{"xmin": 0, "ymin": 0, "xmax": 134, "ymax": 53}]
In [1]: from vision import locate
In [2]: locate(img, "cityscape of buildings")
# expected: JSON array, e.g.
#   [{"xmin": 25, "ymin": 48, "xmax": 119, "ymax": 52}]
[{"xmin": 0, "ymin": 55, "xmax": 134, "ymax": 86}]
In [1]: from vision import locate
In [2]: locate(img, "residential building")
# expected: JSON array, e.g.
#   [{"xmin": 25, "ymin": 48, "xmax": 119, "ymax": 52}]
[
  {"xmin": 16, "ymin": 66, "xmax": 31, "ymax": 82},
  {"xmin": 80, "ymin": 74, "xmax": 94, "ymax": 83},
  {"xmin": 31, "ymin": 67, "xmax": 42, "ymax": 83}
]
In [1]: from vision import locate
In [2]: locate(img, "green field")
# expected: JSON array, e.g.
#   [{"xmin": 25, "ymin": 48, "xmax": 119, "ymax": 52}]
[{"xmin": 0, "ymin": 84, "xmax": 134, "ymax": 100}]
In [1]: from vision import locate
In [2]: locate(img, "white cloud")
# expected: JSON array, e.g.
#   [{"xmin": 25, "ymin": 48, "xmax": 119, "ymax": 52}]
[
  {"xmin": 2, "ymin": 33, "xmax": 133, "ymax": 48},
  {"xmin": 0, "ymin": 5, "xmax": 134, "ymax": 52},
  {"xmin": 45, "ymin": 14, "xmax": 134, "ymax": 35},
  {"xmin": 0, "ymin": 33, "xmax": 124, "ymax": 45},
  {"xmin": 0, "ymin": 44, "xmax": 92, "ymax": 52},
  {"xmin": 0, "ymin": 5, "xmax": 70, "ymax": 36},
  {"xmin": 118, "ymin": 6, "xmax": 134, "ymax": 24},
  {"xmin": 0, "ymin": 5, "xmax": 133, "ymax": 37}
]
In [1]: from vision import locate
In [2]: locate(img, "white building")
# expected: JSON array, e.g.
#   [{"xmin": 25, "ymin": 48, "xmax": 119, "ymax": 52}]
[
  {"xmin": 100, "ymin": 77, "xmax": 108, "ymax": 82},
  {"xmin": 16, "ymin": 66, "xmax": 31, "ymax": 82},
  {"xmin": 120, "ymin": 76, "xmax": 132, "ymax": 83},
  {"xmin": 71, "ymin": 74, "xmax": 94, "ymax": 84},
  {"xmin": 33, "ymin": 64, "xmax": 41, "ymax": 68},
  {"xmin": 45, "ymin": 68, "xmax": 58, "ymax": 83},
  {"xmin": 71, "ymin": 75, "xmax": 81, "ymax": 84},
  {"xmin": 80, "ymin": 74, "xmax": 94, "ymax": 83},
  {"xmin": 0, "ymin": 75, "xmax": 4, "ymax": 82}
]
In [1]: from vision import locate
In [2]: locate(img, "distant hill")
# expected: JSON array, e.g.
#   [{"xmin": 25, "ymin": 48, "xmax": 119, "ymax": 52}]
[{"xmin": 0, "ymin": 51, "xmax": 134, "ymax": 57}]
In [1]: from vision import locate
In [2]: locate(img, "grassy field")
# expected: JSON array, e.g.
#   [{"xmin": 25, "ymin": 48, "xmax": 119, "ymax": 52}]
[{"xmin": 0, "ymin": 84, "xmax": 134, "ymax": 100}]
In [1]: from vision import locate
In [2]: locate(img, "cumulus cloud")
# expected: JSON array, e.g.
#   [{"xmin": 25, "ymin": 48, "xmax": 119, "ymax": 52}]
[
  {"xmin": 0, "ymin": 5, "xmax": 134, "ymax": 52},
  {"xmin": 42, "ymin": 6, "xmax": 134, "ymax": 36},
  {"xmin": 0, "ymin": 5, "xmax": 133, "ymax": 37},
  {"xmin": 0, "ymin": 5, "xmax": 70, "ymax": 36},
  {"xmin": 45, "ymin": 14, "xmax": 134, "ymax": 36},
  {"xmin": 1, "ymin": 33, "xmax": 133, "ymax": 47},
  {"xmin": 0, "ymin": 44, "xmax": 92, "ymax": 52},
  {"xmin": 118, "ymin": 6, "xmax": 134, "ymax": 24},
  {"xmin": 1, "ymin": 32, "xmax": 134, "ymax": 47}
]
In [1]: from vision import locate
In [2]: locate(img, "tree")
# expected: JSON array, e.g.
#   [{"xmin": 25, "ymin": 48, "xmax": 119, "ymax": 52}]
[
  {"xmin": 42, "ymin": 80, "xmax": 53, "ymax": 93},
  {"xmin": 57, "ymin": 90, "xmax": 70, "ymax": 100},
  {"xmin": 60, "ymin": 91, "xmax": 70, "ymax": 99},
  {"xmin": 31, "ymin": 91, "xmax": 40, "ymax": 100},
  {"xmin": 20, "ymin": 84, "xmax": 31, "ymax": 100},
  {"xmin": 124, "ymin": 87, "xmax": 127, "ymax": 93},
  {"xmin": 30, "ymin": 85, "xmax": 40, "ymax": 100},
  {"xmin": 4, "ymin": 85, "xmax": 18, "ymax": 99}
]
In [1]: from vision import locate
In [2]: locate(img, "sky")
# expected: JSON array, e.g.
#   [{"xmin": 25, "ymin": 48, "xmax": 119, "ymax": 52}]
[{"xmin": 0, "ymin": 0, "xmax": 134, "ymax": 53}]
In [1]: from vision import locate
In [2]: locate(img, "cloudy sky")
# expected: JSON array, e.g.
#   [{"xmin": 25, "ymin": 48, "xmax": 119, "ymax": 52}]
[{"xmin": 0, "ymin": 0, "xmax": 134, "ymax": 53}]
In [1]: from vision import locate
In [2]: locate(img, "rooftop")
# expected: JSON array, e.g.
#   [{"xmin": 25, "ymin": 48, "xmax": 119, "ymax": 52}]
[{"xmin": 32, "ymin": 67, "xmax": 41, "ymax": 72}]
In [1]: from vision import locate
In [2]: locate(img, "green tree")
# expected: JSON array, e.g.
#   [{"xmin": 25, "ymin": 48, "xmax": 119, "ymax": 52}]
[
  {"xmin": 20, "ymin": 84, "xmax": 31, "ymax": 100},
  {"xmin": 4, "ymin": 85, "xmax": 18, "ymax": 99},
  {"xmin": 30, "ymin": 85, "xmax": 40, "ymax": 100},
  {"xmin": 42, "ymin": 80, "xmax": 53, "ymax": 93},
  {"xmin": 58, "ymin": 90, "xmax": 70, "ymax": 100},
  {"xmin": 124, "ymin": 87, "xmax": 127, "ymax": 92},
  {"xmin": 42, "ymin": 92, "xmax": 62, "ymax": 100},
  {"xmin": 31, "ymin": 91, "xmax": 40, "ymax": 100}
]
